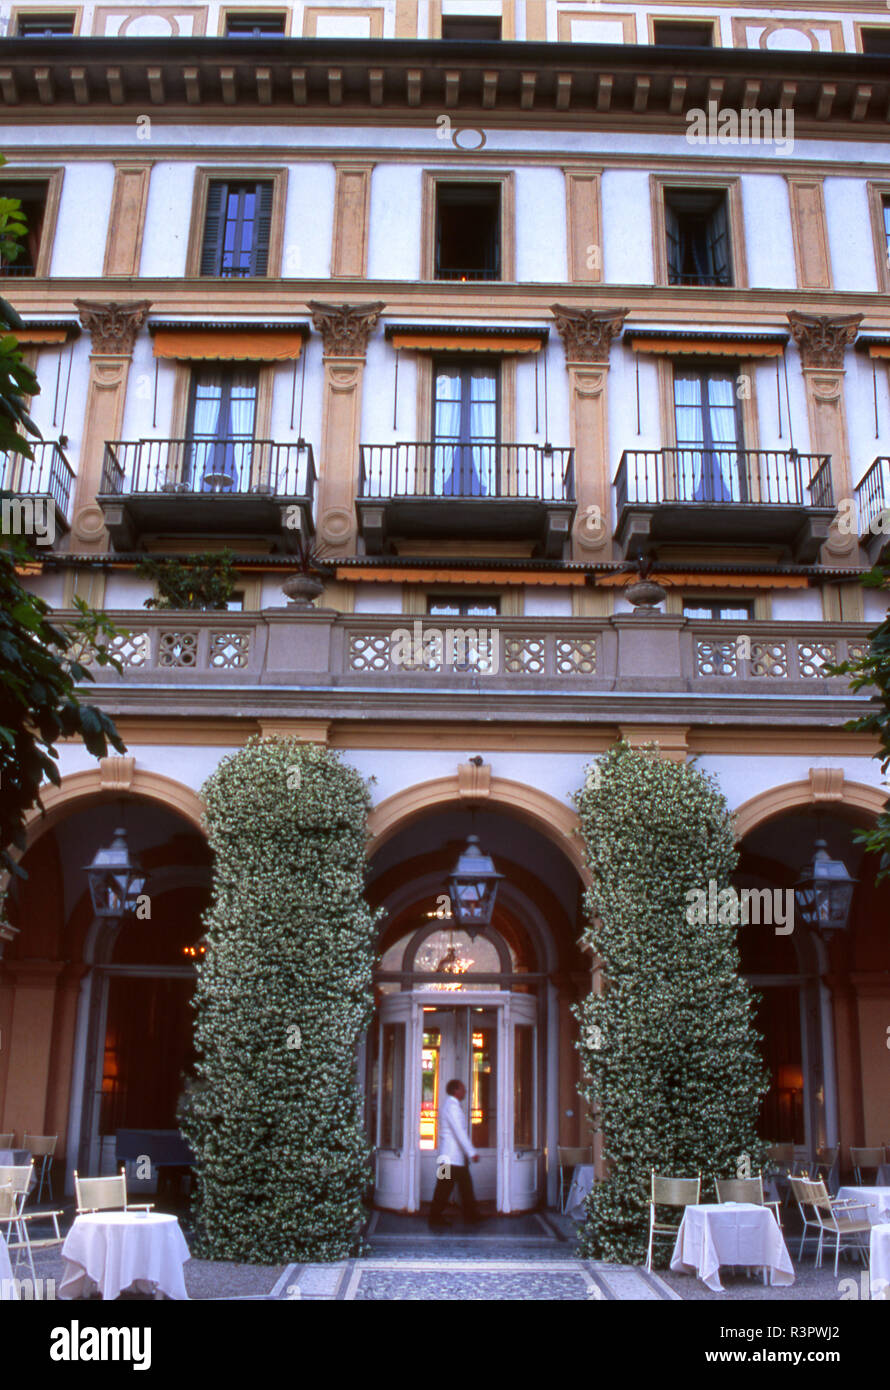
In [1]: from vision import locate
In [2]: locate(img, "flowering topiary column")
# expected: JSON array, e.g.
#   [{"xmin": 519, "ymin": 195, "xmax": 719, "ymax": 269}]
[
  {"xmin": 573, "ymin": 742, "xmax": 769, "ymax": 1265},
  {"xmin": 183, "ymin": 736, "xmax": 382, "ymax": 1263}
]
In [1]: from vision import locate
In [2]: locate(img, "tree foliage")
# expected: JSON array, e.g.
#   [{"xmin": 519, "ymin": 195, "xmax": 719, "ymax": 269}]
[
  {"xmin": 572, "ymin": 743, "xmax": 769, "ymax": 1264},
  {"xmin": 136, "ymin": 549, "xmax": 238, "ymax": 610},
  {"xmin": 183, "ymin": 737, "xmax": 382, "ymax": 1262}
]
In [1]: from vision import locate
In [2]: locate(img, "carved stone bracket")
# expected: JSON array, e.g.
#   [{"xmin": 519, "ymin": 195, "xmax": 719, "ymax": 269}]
[
  {"xmin": 787, "ymin": 311, "xmax": 862, "ymax": 369},
  {"xmin": 99, "ymin": 755, "xmax": 136, "ymax": 791},
  {"xmin": 75, "ymin": 299, "xmax": 152, "ymax": 355},
  {"xmin": 308, "ymin": 300, "xmax": 385, "ymax": 357},
  {"xmin": 551, "ymin": 304, "xmax": 628, "ymax": 365},
  {"xmin": 457, "ymin": 759, "xmax": 491, "ymax": 801},
  {"xmin": 808, "ymin": 767, "xmax": 845, "ymax": 802}
]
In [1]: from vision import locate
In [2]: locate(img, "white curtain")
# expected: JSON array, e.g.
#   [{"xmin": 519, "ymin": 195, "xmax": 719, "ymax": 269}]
[
  {"xmin": 702, "ymin": 376, "xmax": 740, "ymax": 502},
  {"xmin": 674, "ymin": 374, "xmax": 704, "ymax": 501},
  {"xmin": 469, "ymin": 370, "xmax": 497, "ymax": 497},
  {"xmin": 433, "ymin": 367, "xmax": 462, "ymax": 495},
  {"xmin": 188, "ymin": 370, "xmax": 257, "ymax": 490}
]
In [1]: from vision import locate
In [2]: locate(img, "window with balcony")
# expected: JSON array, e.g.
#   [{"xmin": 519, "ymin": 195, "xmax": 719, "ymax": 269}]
[
  {"xmin": 674, "ymin": 367, "xmax": 744, "ymax": 502},
  {"xmin": 224, "ymin": 12, "xmax": 286, "ymax": 36},
  {"xmin": 16, "ymin": 12, "xmax": 75, "ymax": 35},
  {"xmin": 683, "ymin": 599, "xmax": 753, "ymax": 621},
  {"xmin": 441, "ymin": 17, "xmax": 502, "ymax": 40},
  {"xmin": 200, "ymin": 181, "xmax": 274, "ymax": 278},
  {"xmin": 0, "ymin": 182, "xmax": 48, "ymax": 277},
  {"xmin": 652, "ymin": 20, "xmax": 714, "ymax": 47},
  {"xmin": 665, "ymin": 188, "xmax": 733, "ymax": 287},
  {"xmin": 883, "ymin": 195, "xmax": 890, "ymax": 266},
  {"xmin": 861, "ymin": 27, "xmax": 890, "ymax": 55},
  {"xmin": 185, "ymin": 368, "xmax": 258, "ymax": 491},
  {"xmin": 432, "ymin": 360, "xmax": 499, "ymax": 497},
  {"xmin": 435, "ymin": 184, "xmax": 501, "ymax": 282}
]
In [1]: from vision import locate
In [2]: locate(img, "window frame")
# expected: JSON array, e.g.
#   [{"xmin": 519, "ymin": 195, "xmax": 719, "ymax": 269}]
[
  {"xmin": 186, "ymin": 167, "xmax": 288, "ymax": 279},
  {"xmin": 867, "ymin": 182, "xmax": 890, "ymax": 294},
  {"xmin": 0, "ymin": 168, "xmax": 64, "ymax": 278},
  {"xmin": 12, "ymin": 7, "xmax": 79, "ymax": 35},
  {"xmin": 220, "ymin": 9, "xmax": 289, "ymax": 37},
  {"xmin": 430, "ymin": 355, "xmax": 502, "ymax": 498},
  {"xmin": 650, "ymin": 175, "xmax": 747, "ymax": 290},
  {"xmin": 440, "ymin": 16, "xmax": 502, "ymax": 41},
  {"xmin": 649, "ymin": 17, "xmax": 718, "ymax": 47},
  {"xmin": 421, "ymin": 170, "xmax": 515, "ymax": 283},
  {"xmin": 855, "ymin": 23, "xmax": 890, "ymax": 55},
  {"xmin": 671, "ymin": 362, "xmax": 747, "ymax": 502}
]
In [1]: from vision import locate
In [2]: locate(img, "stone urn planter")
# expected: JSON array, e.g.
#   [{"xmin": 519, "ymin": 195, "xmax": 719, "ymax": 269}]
[
  {"xmin": 625, "ymin": 578, "xmax": 666, "ymax": 612},
  {"xmin": 281, "ymin": 573, "xmax": 325, "ymax": 608}
]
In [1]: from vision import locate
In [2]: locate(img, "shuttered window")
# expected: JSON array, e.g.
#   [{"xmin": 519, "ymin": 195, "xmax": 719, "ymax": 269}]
[
  {"xmin": 200, "ymin": 181, "xmax": 274, "ymax": 278},
  {"xmin": 665, "ymin": 188, "xmax": 733, "ymax": 287}
]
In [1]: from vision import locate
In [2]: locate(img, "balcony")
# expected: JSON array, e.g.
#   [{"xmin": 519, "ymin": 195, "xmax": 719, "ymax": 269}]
[
  {"xmin": 356, "ymin": 442, "xmax": 575, "ymax": 556},
  {"xmin": 98, "ymin": 438, "xmax": 316, "ymax": 552},
  {"xmin": 1, "ymin": 440, "xmax": 75, "ymax": 544},
  {"xmin": 614, "ymin": 447, "xmax": 834, "ymax": 561},
  {"xmin": 855, "ymin": 457, "xmax": 890, "ymax": 564}
]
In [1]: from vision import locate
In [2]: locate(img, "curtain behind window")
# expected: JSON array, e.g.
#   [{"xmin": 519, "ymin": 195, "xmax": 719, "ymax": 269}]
[
  {"xmin": 674, "ymin": 371, "xmax": 741, "ymax": 502},
  {"xmin": 186, "ymin": 369, "xmax": 257, "ymax": 490}
]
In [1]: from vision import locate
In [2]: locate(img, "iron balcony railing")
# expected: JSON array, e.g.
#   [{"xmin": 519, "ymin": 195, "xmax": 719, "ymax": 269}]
[
  {"xmin": 1, "ymin": 440, "xmax": 75, "ymax": 515},
  {"xmin": 359, "ymin": 442, "xmax": 575, "ymax": 502},
  {"xmin": 100, "ymin": 438, "xmax": 316, "ymax": 498},
  {"xmin": 855, "ymin": 457, "xmax": 890, "ymax": 536},
  {"xmin": 615, "ymin": 448, "xmax": 833, "ymax": 511}
]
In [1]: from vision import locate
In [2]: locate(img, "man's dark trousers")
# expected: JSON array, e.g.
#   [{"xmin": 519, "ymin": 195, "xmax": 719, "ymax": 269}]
[{"xmin": 430, "ymin": 1162, "xmax": 479, "ymax": 1222}]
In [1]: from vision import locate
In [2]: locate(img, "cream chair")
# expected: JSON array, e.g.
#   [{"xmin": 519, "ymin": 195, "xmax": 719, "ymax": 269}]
[
  {"xmin": 812, "ymin": 1145, "xmax": 839, "ymax": 1190},
  {"xmin": 0, "ymin": 1168, "xmax": 64, "ymax": 1284},
  {"xmin": 850, "ymin": 1147, "xmax": 885, "ymax": 1186},
  {"xmin": 557, "ymin": 1146, "xmax": 593, "ymax": 1215},
  {"xmin": 714, "ymin": 1174, "xmax": 782, "ymax": 1228},
  {"xmin": 789, "ymin": 1175, "xmax": 823, "ymax": 1260},
  {"xmin": 22, "ymin": 1134, "xmax": 57, "ymax": 1204},
  {"xmin": 646, "ymin": 1171, "xmax": 701, "ymax": 1272},
  {"xmin": 0, "ymin": 1134, "xmax": 14, "ymax": 1150},
  {"xmin": 802, "ymin": 1178, "xmax": 872, "ymax": 1277},
  {"xmin": 73, "ymin": 1167, "xmax": 153, "ymax": 1215}
]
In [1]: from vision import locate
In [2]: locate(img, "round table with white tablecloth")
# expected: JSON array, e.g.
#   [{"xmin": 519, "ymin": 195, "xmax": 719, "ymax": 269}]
[
  {"xmin": 870, "ymin": 1225, "xmax": 890, "ymax": 1300},
  {"xmin": 670, "ymin": 1203, "xmax": 795, "ymax": 1293},
  {"xmin": 59, "ymin": 1212, "xmax": 190, "ymax": 1301},
  {"xmin": 836, "ymin": 1186, "xmax": 890, "ymax": 1226},
  {"xmin": 0, "ymin": 1231, "xmax": 15, "ymax": 1300}
]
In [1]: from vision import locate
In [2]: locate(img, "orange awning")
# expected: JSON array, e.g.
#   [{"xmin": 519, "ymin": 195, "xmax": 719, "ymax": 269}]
[
  {"xmin": 390, "ymin": 332, "xmax": 544, "ymax": 354},
  {"xmin": 597, "ymin": 572, "xmax": 808, "ymax": 589},
  {"xmin": 867, "ymin": 344, "xmax": 890, "ymax": 359},
  {"xmin": 630, "ymin": 337, "xmax": 784, "ymax": 359},
  {"xmin": 152, "ymin": 330, "xmax": 304, "ymax": 361},
  {"xmin": 7, "ymin": 328, "xmax": 69, "ymax": 345},
  {"xmin": 336, "ymin": 567, "xmax": 584, "ymax": 586}
]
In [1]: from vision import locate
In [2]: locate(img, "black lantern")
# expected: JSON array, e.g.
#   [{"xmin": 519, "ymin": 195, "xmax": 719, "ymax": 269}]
[
  {"xmin": 84, "ymin": 827, "xmax": 146, "ymax": 921},
  {"xmin": 446, "ymin": 834, "xmax": 503, "ymax": 938},
  {"xmin": 793, "ymin": 838, "xmax": 856, "ymax": 935}
]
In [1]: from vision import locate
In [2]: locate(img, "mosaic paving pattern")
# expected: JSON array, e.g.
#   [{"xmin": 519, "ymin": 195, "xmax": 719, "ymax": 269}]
[{"xmin": 277, "ymin": 1258, "xmax": 677, "ymax": 1302}]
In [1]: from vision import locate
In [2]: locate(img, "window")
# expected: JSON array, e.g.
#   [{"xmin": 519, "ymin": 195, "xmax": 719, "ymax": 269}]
[
  {"xmin": 673, "ymin": 367, "xmax": 744, "ymax": 502},
  {"xmin": 861, "ymin": 28, "xmax": 890, "ymax": 55},
  {"xmin": 16, "ymin": 12, "xmax": 75, "ymax": 35},
  {"xmin": 665, "ymin": 188, "xmax": 733, "ymax": 287},
  {"xmin": 435, "ymin": 183, "xmax": 500, "ymax": 281},
  {"xmin": 224, "ymin": 13, "xmax": 286, "ymax": 36},
  {"xmin": 427, "ymin": 596, "xmax": 500, "ymax": 617},
  {"xmin": 185, "ymin": 368, "xmax": 258, "ymax": 491},
  {"xmin": 0, "ymin": 182, "xmax": 48, "ymax": 277},
  {"xmin": 883, "ymin": 195, "xmax": 890, "ymax": 267},
  {"xmin": 652, "ymin": 20, "xmax": 713, "ymax": 47},
  {"xmin": 683, "ymin": 599, "xmax": 753, "ymax": 621},
  {"xmin": 432, "ymin": 359, "xmax": 500, "ymax": 497},
  {"xmin": 200, "ymin": 181, "xmax": 273, "ymax": 278},
  {"xmin": 441, "ymin": 17, "xmax": 501, "ymax": 40}
]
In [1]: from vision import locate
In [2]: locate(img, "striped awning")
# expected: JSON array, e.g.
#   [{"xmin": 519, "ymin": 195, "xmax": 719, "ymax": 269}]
[
  {"xmin": 628, "ymin": 336, "xmax": 785, "ymax": 359},
  {"xmin": 597, "ymin": 572, "xmax": 808, "ymax": 589},
  {"xmin": 10, "ymin": 327, "xmax": 70, "ymax": 345},
  {"xmin": 336, "ymin": 567, "xmax": 584, "ymax": 586},
  {"xmin": 152, "ymin": 330, "xmax": 304, "ymax": 361},
  {"xmin": 387, "ymin": 325, "xmax": 547, "ymax": 354}
]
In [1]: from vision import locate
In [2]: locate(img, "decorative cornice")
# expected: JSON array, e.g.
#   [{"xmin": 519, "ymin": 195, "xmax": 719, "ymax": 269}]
[
  {"xmin": 75, "ymin": 299, "xmax": 152, "ymax": 355},
  {"xmin": 551, "ymin": 305, "xmax": 628, "ymax": 365},
  {"xmin": 787, "ymin": 311, "xmax": 862, "ymax": 369},
  {"xmin": 309, "ymin": 300, "xmax": 385, "ymax": 358}
]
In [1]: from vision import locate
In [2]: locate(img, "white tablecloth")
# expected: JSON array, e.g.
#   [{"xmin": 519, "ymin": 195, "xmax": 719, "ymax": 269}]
[
  {"xmin": 870, "ymin": 1225, "xmax": 890, "ymax": 1300},
  {"xmin": 565, "ymin": 1164, "xmax": 595, "ymax": 1220},
  {"xmin": 0, "ymin": 1232, "xmax": 15, "ymax": 1300},
  {"xmin": 836, "ymin": 1186, "xmax": 890, "ymax": 1225},
  {"xmin": 671, "ymin": 1203, "xmax": 795, "ymax": 1293},
  {"xmin": 59, "ymin": 1212, "xmax": 190, "ymax": 1301}
]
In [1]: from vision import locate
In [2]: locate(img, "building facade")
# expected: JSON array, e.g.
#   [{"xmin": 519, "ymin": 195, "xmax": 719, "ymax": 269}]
[{"xmin": 1, "ymin": 0, "xmax": 889, "ymax": 1212}]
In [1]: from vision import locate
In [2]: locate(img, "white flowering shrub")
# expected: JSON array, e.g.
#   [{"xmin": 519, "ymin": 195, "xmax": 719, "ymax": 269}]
[
  {"xmin": 183, "ymin": 736, "xmax": 382, "ymax": 1262},
  {"xmin": 573, "ymin": 742, "xmax": 769, "ymax": 1265}
]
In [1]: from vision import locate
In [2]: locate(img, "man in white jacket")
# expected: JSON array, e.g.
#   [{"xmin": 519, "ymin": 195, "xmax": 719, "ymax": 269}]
[{"xmin": 429, "ymin": 1078, "xmax": 481, "ymax": 1228}]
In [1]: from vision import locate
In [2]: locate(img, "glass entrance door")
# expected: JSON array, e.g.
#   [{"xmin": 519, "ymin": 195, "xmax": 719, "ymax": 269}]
[{"xmin": 419, "ymin": 1007, "xmax": 498, "ymax": 1205}]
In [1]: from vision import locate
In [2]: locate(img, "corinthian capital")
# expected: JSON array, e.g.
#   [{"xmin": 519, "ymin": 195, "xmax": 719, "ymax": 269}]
[
  {"xmin": 308, "ymin": 300, "xmax": 385, "ymax": 357},
  {"xmin": 787, "ymin": 311, "xmax": 862, "ymax": 370},
  {"xmin": 551, "ymin": 305, "xmax": 628, "ymax": 365},
  {"xmin": 75, "ymin": 299, "xmax": 152, "ymax": 355}
]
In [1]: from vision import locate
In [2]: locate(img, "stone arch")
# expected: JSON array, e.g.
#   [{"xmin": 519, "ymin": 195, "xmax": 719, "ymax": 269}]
[
  {"xmin": 20, "ymin": 764, "xmax": 206, "ymax": 856},
  {"xmin": 733, "ymin": 777, "xmax": 885, "ymax": 843},
  {"xmin": 367, "ymin": 774, "xmax": 590, "ymax": 883}
]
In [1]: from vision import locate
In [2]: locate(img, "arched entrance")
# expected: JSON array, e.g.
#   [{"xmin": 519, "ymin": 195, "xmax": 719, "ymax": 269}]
[
  {"xmin": 736, "ymin": 794, "xmax": 890, "ymax": 1163},
  {"xmin": 2, "ymin": 782, "xmax": 210, "ymax": 1191},
  {"xmin": 364, "ymin": 800, "xmax": 588, "ymax": 1214}
]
